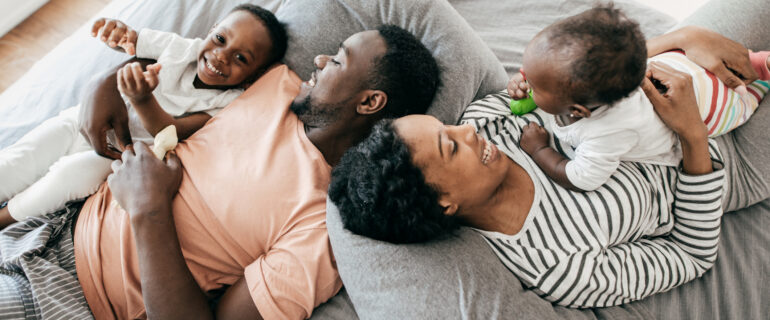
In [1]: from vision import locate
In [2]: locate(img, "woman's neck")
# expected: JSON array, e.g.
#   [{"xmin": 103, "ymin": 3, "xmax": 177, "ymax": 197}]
[{"xmin": 463, "ymin": 158, "xmax": 535, "ymax": 235}]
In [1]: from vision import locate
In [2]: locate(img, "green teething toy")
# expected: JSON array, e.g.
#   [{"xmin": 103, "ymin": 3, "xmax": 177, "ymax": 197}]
[{"xmin": 509, "ymin": 91, "xmax": 537, "ymax": 115}]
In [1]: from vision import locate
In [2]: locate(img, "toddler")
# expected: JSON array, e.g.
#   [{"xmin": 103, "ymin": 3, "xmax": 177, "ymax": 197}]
[
  {"xmin": 513, "ymin": 4, "xmax": 769, "ymax": 191},
  {"xmin": 0, "ymin": 4, "xmax": 288, "ymax": 226}
]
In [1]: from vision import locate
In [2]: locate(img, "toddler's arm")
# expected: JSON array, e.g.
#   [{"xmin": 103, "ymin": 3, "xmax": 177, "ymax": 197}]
[
  {"xmin": 92, "ymin": 18, "xmax": 138, "ymax": 55},
  {"xmin": 117, "ymin": 62, "xmax": 211, "ymax": 140}
]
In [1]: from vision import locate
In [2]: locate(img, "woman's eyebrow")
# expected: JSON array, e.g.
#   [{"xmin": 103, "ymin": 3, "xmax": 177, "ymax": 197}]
[
  {"xmin": 438, "ymin": 129, "xmax": 444, "ymax": 158},
  {"xmin": 339, "ymin": 42, "xmax": 350, "ymax": 57}
]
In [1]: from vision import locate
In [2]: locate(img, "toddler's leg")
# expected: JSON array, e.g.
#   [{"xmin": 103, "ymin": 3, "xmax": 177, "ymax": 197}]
[
  {"xmin": 6, "ymin": 151, "xmax": 112, "ymax": 221},
  {"xmin": 749, "ymin": 51, "xmax": 770, "ymax": 80},
  {"xmin": 0, "ymin": 106, "xmax": 87, "ymax": 202}
]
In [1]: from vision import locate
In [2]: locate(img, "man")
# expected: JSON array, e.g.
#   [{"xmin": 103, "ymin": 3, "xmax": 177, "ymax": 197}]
[{"xmin": 0, "ymin": 25, "xmax": 439, "ymax": 319}]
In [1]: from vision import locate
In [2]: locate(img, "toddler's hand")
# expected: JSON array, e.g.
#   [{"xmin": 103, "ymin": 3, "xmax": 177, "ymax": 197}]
[
  {"xmin": 117, "ymin": 62, "xmax": 162, "ymax": 102},
  {"xmin": 506, "ymin": 72, "xmax": 530, "ymax": 100},
  {"xmin": 520, "ymin": 122, "xmax": 550, "ymax": 155},
  {"xmin": 92, "ymin": 18, "xmax": 138, "ymax": 55}
]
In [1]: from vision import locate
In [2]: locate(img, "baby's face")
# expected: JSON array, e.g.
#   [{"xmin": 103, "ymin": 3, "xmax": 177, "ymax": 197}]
[
  {"xmin": 196, "ymin": 10, "xmax": 273, "ymax": 88},
  {"xmin": 521, "ymin": 38, "xmax": 574, "ymax": 116}
]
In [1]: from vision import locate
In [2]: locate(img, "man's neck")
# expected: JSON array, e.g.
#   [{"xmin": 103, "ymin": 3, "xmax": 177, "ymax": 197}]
[{"xmin": 304, "ymin": 118, "xmax": 374, "ymax": 167}]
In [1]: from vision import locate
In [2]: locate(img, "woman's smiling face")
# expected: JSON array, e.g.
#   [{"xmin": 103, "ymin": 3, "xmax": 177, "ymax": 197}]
[{"xmin": 393, "ymin": 115, "xmax": 512, "ymax": 215}]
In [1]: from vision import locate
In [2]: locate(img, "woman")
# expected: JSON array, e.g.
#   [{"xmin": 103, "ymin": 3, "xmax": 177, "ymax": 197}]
[{"xmin": 329, "ymin": 27, "xmax": 768, "ymax": 308}]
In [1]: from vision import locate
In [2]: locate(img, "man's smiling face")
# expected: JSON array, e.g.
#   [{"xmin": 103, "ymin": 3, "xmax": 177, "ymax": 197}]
[{"xmin": 290, "ymin": 30, "xmax": 387, "ymax": 126}]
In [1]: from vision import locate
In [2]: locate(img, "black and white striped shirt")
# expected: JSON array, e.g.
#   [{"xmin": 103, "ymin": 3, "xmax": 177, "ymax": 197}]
[{"xmin": 460, "ymin": 92, "xmax": 725, "ymax": 308}]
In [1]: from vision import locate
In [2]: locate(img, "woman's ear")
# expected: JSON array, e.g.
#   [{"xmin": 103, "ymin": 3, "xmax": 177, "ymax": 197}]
[
  {"xmin": 569, "ymin": 104, "xmax": 592, "ymax": 118},
  {"xmin": 357, "ymin": 90, "xmax": 388, "ymax": 115},
  {"xmin": 438, "ymin": 198, "xmax": 459, "ymax": 216}
]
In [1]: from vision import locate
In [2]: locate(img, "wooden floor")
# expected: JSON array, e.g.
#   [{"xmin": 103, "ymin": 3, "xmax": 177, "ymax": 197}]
[{"xmin": 0, "ymin": 0, "xmax": 111, "ymax": 94}]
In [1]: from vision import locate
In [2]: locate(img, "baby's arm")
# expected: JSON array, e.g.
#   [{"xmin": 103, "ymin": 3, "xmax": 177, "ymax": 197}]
[
  {"xmin": 519, "ymin": 122, "xmax": 580, "ymax": 190},
  {"xmin": 117, "ymin": 62, "xmax": 211, "ymax": 140},
  {"xmin": 92, "ymin": 18, "xmax": 138, "ymax": 55},
  {"xmin": 521, "ymin": 123, "xmax": 639, "ymax": 191}
]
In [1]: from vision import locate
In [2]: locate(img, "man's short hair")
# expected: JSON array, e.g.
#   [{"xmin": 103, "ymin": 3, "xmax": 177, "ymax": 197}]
[
  {"xmin": 544, "ymin": 3, "xmax": 647, "ymax": 105},
  {"xmin": 232, "ymin": 3, "xmax": 289, "ymax": 65},
  {"xmin": 368, "ymin": 25, "xmax": 441, "ymax": 118}
]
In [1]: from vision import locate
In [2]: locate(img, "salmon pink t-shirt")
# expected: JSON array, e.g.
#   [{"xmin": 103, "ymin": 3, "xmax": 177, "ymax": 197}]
[{"xmin": 74, "ymin": 65, "xmax": 342, "ymax": 319}]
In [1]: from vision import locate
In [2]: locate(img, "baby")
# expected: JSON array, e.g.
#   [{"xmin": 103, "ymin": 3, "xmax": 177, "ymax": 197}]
[
  {"xmin": 513, "ymin": 4, "xmax": 769, "ymax": 191},
  {"xmin": 0, "ymin": 4, "xmax": 288, "ymax": 227}
]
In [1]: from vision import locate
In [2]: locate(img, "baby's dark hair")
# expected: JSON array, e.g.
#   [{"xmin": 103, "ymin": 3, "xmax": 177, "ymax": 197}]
[
  {"xmin": 231, "ymin": 3, "xmax": 288, "ymax": 66},
  {"xmin": 543, "ymin": 3, "xmax": 647, "ymax": 105}
]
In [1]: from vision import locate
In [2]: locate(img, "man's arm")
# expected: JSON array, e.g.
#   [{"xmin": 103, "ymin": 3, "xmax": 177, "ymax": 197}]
[
  {"xmin": 79, "ymin": 58, "xmax": 155, "ymax": 159},
  {"xmin": 108, "ymin": 142, "xmax": 262, "ymax": 320}
]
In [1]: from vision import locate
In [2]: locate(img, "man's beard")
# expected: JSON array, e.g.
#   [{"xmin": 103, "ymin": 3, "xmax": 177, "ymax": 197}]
[{"xmin": 289, "ymin": 94, "xmax": 342, "ymax": 127}]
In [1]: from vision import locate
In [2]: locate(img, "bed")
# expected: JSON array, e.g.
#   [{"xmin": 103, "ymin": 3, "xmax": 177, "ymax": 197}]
[{"xmin": 0, "ymin": 0, "xmax": 767, "ymax": 319}]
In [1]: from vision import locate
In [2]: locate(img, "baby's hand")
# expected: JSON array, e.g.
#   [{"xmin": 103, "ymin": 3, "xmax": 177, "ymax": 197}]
[
  {"xmin": 117, "ymin": 62, "xmax": 162, "ymax": 102},
  {"xmin": 507, "ymin": 72, "xmax": 530, "ymax": 100},
  {"xmin": 92, "ymin": 18, "xmax": 137, "ymax": 55},
  {"xmin": 520, "ymin": 122, "xmax": 550, "ymax": 155}
]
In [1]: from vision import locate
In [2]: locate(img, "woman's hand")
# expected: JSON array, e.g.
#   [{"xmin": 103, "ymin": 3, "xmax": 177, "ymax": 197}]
[
  {"xmin": 647, "ymin": 26, "xmax": 757, "ymax": 92},
  {"xmin": 107, "ymin": 142, "xmax": 182, "ymax": 220},
  {"xmin": 642, "ymin": 62, "xmax": 706, "ymax": 139},
  {"xmin": 642, "ymin": 62, "xmax": 711, "ymax": 175}
]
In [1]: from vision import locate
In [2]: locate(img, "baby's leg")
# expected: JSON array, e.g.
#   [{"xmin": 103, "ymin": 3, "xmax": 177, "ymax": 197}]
[
  {"xmin": 6, "ymin": 151, "xmax": 112, "ymax": 221},
  {"xmin": 749, "ymin": 51, "xmax": 770, "ymax": 80},
  {"xmin": 0, "ymin": 106, "xmax": 88, "ymax": 202}
]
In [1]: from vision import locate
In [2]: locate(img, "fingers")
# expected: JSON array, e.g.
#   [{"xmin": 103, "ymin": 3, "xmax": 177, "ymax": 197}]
[
  {"xmin": 121, "ymin": 144, "xmax": 136, "ymax": 163},
  {"xmin": 144, "ymin": 64, "xmax": 161, "ymax": 88},
  {"xmin": 120, "ymin": 29, "xmax": 138, "ymax": 55},
  {"xmin": 640, "ymin": 76, "xmax": 666, "ymax": 108},
  {"xmin": 111, "ymin": 159, "xmax": 122, "ymax": 173},
  {"xmin": 725, "ymin": 53, "xmax": 759, "ymax": 85},
  {"xmin": 133, "ymin": 141, "xmax": 152, "ymax": 157},
  {"xmin": 91, "ymin": 18, "xmax": 105, "ymax": 37},
  {"xmin": 100, "ymin": 134, "xmax": 123, "ymax": 159},
  {"xmin": 130, "ymin": 62, "xmax": 145, "ymax": 89},
  {"xmin": 648, "ymin": 62, "xmax": 691, "ymax": 93},
  {"xmin": 165, "ymin": 152, "xmax": 182, "ymax": 171},
  {"xmin": 111, "ymin": 117, "xmax": 133, "ymax": 151},
  {"xmin": 709, "ymin": 62, "xmax": 747, "ymax": 90}
]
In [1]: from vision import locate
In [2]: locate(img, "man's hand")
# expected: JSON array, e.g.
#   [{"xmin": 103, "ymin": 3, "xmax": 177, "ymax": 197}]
[
  {"xmin": 92, "ymin": 18, "xmax": 138, "ymax": 55},
  {"xmin": 117, "ymin": 62, "xmax": 162, "ymax": 103},
  {"xmin": 107, "ymin": 142, "xmax": 182, "ymax": 219},
  {"xmin": 520, "ymin": 122, "xmax": 550, "ymax": 155},
  {"xmin": 507, "ymin": 72, "xmax": 531, "ymax": 100}
]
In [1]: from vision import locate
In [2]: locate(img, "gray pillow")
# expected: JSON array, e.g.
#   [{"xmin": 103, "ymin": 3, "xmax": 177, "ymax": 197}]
[
  {"xmin": 325, "ymin": 197, "xmax": 654, "ymax": 319},
  {"xmin": 274, "ymin": 0, "xmax": 508, "ymax": 124}
]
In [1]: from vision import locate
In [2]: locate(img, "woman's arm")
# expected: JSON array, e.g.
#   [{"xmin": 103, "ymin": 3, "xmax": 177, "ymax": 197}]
[
  {"xmin": 647, "ymin": 26, "xmax": 758, "ymax": 90},
  {"xmin": 108, "ymin": 142, "xmax": 262, "ymax": 320}
]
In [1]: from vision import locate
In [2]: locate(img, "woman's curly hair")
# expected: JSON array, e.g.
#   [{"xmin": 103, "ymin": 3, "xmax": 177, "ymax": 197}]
[{"xmin": 329, "ymin": 119, "xmax": 460, "ymax": 243}]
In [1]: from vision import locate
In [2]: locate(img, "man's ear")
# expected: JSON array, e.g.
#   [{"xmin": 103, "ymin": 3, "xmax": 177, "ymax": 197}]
[
  {"xmin": 438, "ymin": 198, "xmax": 459, "ymax": 216},
  {"xmin": 357, "ymin": 90, "xmax": 388, "ymax": 115},
  {"xmin": 569, "ymin": 104, "xmax": 592, "ymax": 118}
]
